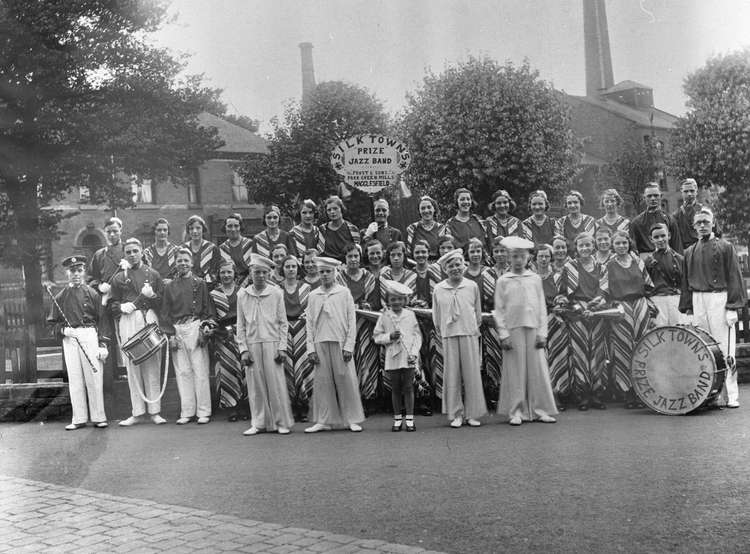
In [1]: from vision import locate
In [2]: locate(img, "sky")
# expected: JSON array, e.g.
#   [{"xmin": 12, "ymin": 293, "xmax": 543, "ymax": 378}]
[{"xmin": 152, "ymin": 0, "xmax": 750, "ymax": 134}]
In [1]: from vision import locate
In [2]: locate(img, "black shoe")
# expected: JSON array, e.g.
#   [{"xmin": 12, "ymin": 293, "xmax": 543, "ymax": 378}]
[
  {"xmin": 590, "ymin": 398, "xmax": 607, "ymax": 410},
  {"xmin": 391, "ymin": 420, "xmax": 403, "ymax": 432},
  {"xmin": 419, "ymin": 405, "xmax": 433, "ymax": 416},
  {"xmin": 228, "ymin": 413, "xmax": 239, "ymax": 422},
  {"xmin": 578, "ymin": 401, "xmax": 590, "ymax": 411},
  {"xmin": 405, "ymin": 420, "xmax": 416, "ymax": 432}
]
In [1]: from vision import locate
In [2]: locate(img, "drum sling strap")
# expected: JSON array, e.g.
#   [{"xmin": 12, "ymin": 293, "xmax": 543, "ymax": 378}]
[{"xmin": 116, "ymin": 310, "xmax": 171, "ymax": 404}]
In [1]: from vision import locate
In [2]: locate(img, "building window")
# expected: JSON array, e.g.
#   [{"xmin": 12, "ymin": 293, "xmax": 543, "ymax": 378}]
[
  {"xmin": 130, "ymin": 176, "xmax": 154, "ymax": 204},
  {"xmin": 187, "ymin": 181, "xmax": 201, "ymax": 205},
  {"xmin": 231, "ymin": 171, "xmax": 248, "ymax": 202},
  {"xmin": 78, "ymin": 185, "xmax": 90, "ymax": 203}
]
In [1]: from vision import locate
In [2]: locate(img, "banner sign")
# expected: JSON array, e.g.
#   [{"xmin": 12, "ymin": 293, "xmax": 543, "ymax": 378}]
[{"xmin": 330, "ymin": 135, "xmax": 410, "ymax": 194}]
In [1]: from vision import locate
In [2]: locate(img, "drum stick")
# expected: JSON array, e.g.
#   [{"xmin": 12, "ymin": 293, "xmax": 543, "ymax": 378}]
[{"xmin": 45, "ymin": 284, "xmax": 99, "ymax": 373}]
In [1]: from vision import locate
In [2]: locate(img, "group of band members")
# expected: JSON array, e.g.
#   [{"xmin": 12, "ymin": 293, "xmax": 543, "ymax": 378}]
[{"xmin": 49, "ymin": 176, "xmax": 746, "ymax": 432}]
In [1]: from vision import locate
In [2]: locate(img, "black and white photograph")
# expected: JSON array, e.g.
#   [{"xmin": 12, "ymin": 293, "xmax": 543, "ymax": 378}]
[{"xmin": 2, "ymin": 1, "xmax": 750, "ymax": 552}]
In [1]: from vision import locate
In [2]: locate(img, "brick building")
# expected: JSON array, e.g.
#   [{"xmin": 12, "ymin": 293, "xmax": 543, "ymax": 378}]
[{"xmin": 46, "ymin": 112, "xmax": 268, "ymax": 281}]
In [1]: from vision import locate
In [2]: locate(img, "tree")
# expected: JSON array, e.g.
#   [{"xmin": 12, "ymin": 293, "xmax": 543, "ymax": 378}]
[
  {"xmin": 0, "ymin": 0, "xmax": 225, "ymax": 374},
  {"xmin": 240, "ymin": 81, "xmax": 390, "ymax": 226},
  {"xmin": 603, "ymin": 138, "xmax": 662, "ymax": 214},
  {"xmin": 222, "ymin": 113, "xmax": 259, "ymax": 133},
  {"xmin": 397, "ymin": 56, "xmax": 581, "ymax": 218},
  {"xmin": 670, "ymin": 48, "xmax": 750, "ymax": 244}
]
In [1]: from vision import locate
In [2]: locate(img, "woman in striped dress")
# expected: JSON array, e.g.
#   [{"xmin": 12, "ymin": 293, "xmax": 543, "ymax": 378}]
[
  {"xmin": 270, "ymin": 244, "xmax": 288, "ymax": 286},
  {"xmin": 595, "ymin": 188, "xmax": 630, "ymax": 236},
  {"xmin": 340, "ymin": 243, "xmax": 380, "ymax": 411},
  {"xmin": 557, "ymin": 233, "xmax": 609, "ymax": 410},
  {"xmin": 522, "ymin": 190, "xmax": 556, "ymax": 248},
  {"xmin": 411, "ymin": 239, "xmax": 434, "ymax": 415},
  {"xmin": 535, "ymin": 243, "xmax": 569, "ymax": 411},
  {"xmin": 253, "ymin": 205, "xmax": 294, "ymax": 258},
  {"xmin": 406, "ymin": 195, "xmax": 450, "ymax": 261},
  {"xmin": 425, "ymin": 236, "xmax": 457, "ymax": 402},
  {"xmin": 210, "ymin": 260, "xmax": 248, "ymax": 421},
  {"xmin": 291, "ymin": 199, "xmax": 320, "ymax": 259},
  {"xmin": 302, "ymin": 248, "xmax": 321, "ymax": 290},
  {"xmin": 445, "ymin": 188, "xmax": 486, "ymax": 253},
  {"xmin": 594, "ymin": 227, "xmax": 614, "ymax": 266},
  {"xmin": 483, "ymin": 190, "xmax": 523, "ymax": 249},
  {"xmin": 552, "ymin": 235, "xmax": 571, "ymax": 274},
  {"xmin": 280, "ymin": 255, "xmax": 312, "ymax": 422},
  {"xmin": 318, "ymin": 195, "xmax": 361, "ymax": 261},
  {"xmin": 218, "ymin": 213, "xmax": 254, "ymax": 286},
  {"xmin": 555, "ymin": 191, "xmax": 596, "ymax": 259},
  {"xmin": 364, "ymin": 239, "xmax": 385, "ymax": 312},
  {"xmin": 184, "ymin": 215, "xmax": 222, "ymax": 286},
  {"xmin": 606, "ymin": 231, "xmax": 655, "ymax": 409}
]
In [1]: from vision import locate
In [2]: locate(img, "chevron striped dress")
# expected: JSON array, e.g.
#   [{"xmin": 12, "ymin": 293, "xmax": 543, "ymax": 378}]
[
  {"xmin": 219, "ymin": 237, "xmax": 254, "ymax": 284},
  {"xmin": 559, "ymin": 259, "xmax": 608, "ymax": 402},
  {"xmin": 282, "ymin": 280, "xmax": 312, "ymax": 407},
  {"xmin": 427, "ymin": 262, "xmax": 447, "ymax": 399},
  {"xmin": 480, "ymin": 267, "xmax": 503, "ymax": 404},
  {"xmin": 378, "ymin": 266, "xmax": 417, "ymax": 393},
  {"xmin": 595, "ymin": 215, "xmax": 631, "ymax": 236},
  {"xmin": 540, "ymin": 270, "xmax": 569, "ymax": 399},
  {"xmin": 606, "ymin": 255, "xmax": 655, "ymax": 394},
  {"xmin": 483, "ymin": 215, "xmax": 523, "ymax": 247},
  {"xmin": 555, "ymin": 214, "xmax": 597, "ymax": 259},
  {"xmin": 184, "ymin": 240, "xmax": 222, "ymax": 285},
  {"xmin": 143, "ymin": 242, "xmax": 178, "ymax": 280},
  {"xmin": 291, "ymin": 225, "xmax": 320, "ymax": 259},
  {"xmin": 318, "ymin": 221, "xmax": 361, "ymax": 261},
  {"xmin": 521, "ymin": 216, "xmax": 557, "ymax": 248},
  {"xmin": 405, "ymin": 221, "xmax": 450, "ymax": 261},
  {"xmin": 252, "ymin": 229, "xmax": 294, "ymax": 258},
  {"xmin": 341, "ymin": 268, "xmax": 380, "ymax": 400},
  {"xmin": 210, "ymin": 286, "xmax": 245, "ymax": 409},
  {"xmin": 412, "ymin": 268, "xmax": 434, "ymax": 397}
]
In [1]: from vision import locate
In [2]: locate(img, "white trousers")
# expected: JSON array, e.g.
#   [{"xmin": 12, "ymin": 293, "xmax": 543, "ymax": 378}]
[
  {"xmin": 119, "ymin": 310, "xmax": 162, "ymax": 416},
  {"xmin": 62, "ymin": 327, "xmax": 106, "ymax": 424},
  {"xmin": 173, "ymin": 320, "xmax": 211, "ymax": 418},
  {"xmin": 692, "ymin": 291, "xmax": 738, "ymax": 405},
  {"xmin": 652, "ymin": 295, "xmax": 691, "ymax": 327}
]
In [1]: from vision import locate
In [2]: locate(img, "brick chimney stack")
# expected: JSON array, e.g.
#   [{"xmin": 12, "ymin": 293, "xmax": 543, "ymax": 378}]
[
  {"xmin": 583, "ymin": 0, "xmax": 614, "ymax": 97},
  {"xmin": 299, "ymin": 42, "xmax": 316, "ymax": 103}
]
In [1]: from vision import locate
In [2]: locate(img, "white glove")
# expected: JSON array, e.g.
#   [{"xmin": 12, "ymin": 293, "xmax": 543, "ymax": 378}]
[
  {"xmin": 726, "ymin": 310, "xmax": 739, "ymax": 326},
  {"xmin": 141, "ymin": 283, "xmax": 155, "ymax": 298},
  {"xmin": 96, "ymin": 347, "xmax": 109, "ymax": 361},
  {"xmin": 120, "ymin": 302, "xmax": 136, "ymax": 314},
  {"xmin": 98, "ymin": 283, "xmax": 111, "ymax": 294},
  {"xmin": 364, "ymin": 222, "xmax": 379, "ymax": 237},
  {"xmin": 119, "ymin": 259, "xmax": 132, "ymax": 271},
  {"xmin": 62, "ymin": 327, "xmax": 75, "ymax": 338}
]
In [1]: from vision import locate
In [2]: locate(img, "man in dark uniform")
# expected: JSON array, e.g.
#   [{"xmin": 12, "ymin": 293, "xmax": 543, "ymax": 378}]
[
  {"xmin": 88, "ymin": 216, "xmax": 125, "ymax": 292},
  {"xmin": 362, "ymin": 199, "xmax": 402, "ymax": 249},
  {"xmin": 630, "ymin": 183, "xmax": 682, "ymax": 257},
  {"xmin": 48, "ymin": 256, "xmax": 111, "ymax": 430},
  {"xmin": 644, "ymin": 223, "xmax": 689, "ymax": 326},
  {"xmin": 679, "ymin": 208, "xmax": 747, "ymax": 408}
]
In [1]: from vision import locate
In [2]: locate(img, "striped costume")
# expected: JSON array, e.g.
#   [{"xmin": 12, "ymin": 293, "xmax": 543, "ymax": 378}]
[
  {"xmin": 483, "ymin": 214, "xmax": 523, "ymax": 247},
  {"xmin": 341, "ymin": 269, "xmax": 380, "ymax": 400},
  {"xmin": 606, "ymin": 255, "xmax": 654, "ymax": 395},
  {"xmin": 143, "ymin": 242, "xmax": 179, "ymax": 280},
  {"xmin": 219, "ymin": 237, "xmax": 254, "ymax": 285},
  {"xmin": 555, "ymin": 215, "xmax": 597, "ymax": 258},
  {"xmin": 183, "ymin": 240, "xmax": 222, "ymax": 285},
  {"xmin": 427, "ymin": 262, "xmax": 448, "ymax": 399},
  {"xmin": 252, "ymin": 229, "xmax": 294, "ymax": 258},
  {"xmin": 522, "ymin": 216, "xmax": 557, "ymax": 248},
  {"xmin": 595, "ymin": 215, "xmax": 630, "ymax": 236},
  {"xmin": 405, "ymin": 221, "xmax": 450, "ymax": 260},
  {"xmin": 479, "ymin": 267, "xmax": 503, "ymax": 407},
  {"xmin": 318, "ymin": 221, "xmax": 361, "ymax": 261},
  {"xmin": 290, "ymin": 225, "xmax": 320, "ymax": 259},
  {"xmin": 445, "ymin": 214, "xmax": 486, "ymax": 252},
  {"xmin": 558, "ymin": 259, "xmax": 609, "ymax": 402},
  {"xmin": 210, "ymin": 286, "xmax": 245, "ymax": 410},
  {"xmin": 540, "ymin": 270, "xmax": 569, "ymax": 399},
  {"xmin": 282, "ymin": 281, "xmax": 312, "ymax": 409}
]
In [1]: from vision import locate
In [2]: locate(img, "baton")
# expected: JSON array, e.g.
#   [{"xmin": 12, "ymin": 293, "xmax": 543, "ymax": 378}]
[{"xmin": 45, "ymin": 284, "xmax": 99, "ymax": 373}]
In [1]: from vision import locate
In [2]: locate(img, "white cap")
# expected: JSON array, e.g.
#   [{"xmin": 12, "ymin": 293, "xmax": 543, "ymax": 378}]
[
  {"xmin": 500, "ymin": 236, "xmax": 535, "ymax": 251},
  {"xmin": 313, "ymin": 256, "xmax": 342, "ymax": 269},
  {"xmin": 382, "ymin": 279, "xmax": 413, "ymax": 297},
  {"xmin": 436, "ymin": 249, "xmax": 465, "ymax": 270},
  {"xmin": 249, "ymin": 254, "xmax": 274, "ymax": 270}
]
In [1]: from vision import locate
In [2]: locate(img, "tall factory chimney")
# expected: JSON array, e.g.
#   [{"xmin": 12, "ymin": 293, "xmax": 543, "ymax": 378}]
[
  {"xmin": 583, "ymin": 0, "xmax": 614, "ymax": 97},
  {"xmin": 299, "ymin": 42, "xmax": 316, "ymax": 103}
]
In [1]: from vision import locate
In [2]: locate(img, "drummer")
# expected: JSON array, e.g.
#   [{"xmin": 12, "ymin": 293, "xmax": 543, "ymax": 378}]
[
  {"xmin": 161, "ymin": 247, "xmax": 217, "ymax": 425},
  {"xmin": 644, "ymin": 223, "xmax": 688, "ymax": 326},
  {"xmin": 110, "ymin": 238, "xmax": 167, "ymax": 426},
  {"xmin": 48, "ymin": 255, "xmax": 111, "ymax": 430},
  {"xmin": 680, "ymin": 208, "xmax": 747, "ymax": 408}
]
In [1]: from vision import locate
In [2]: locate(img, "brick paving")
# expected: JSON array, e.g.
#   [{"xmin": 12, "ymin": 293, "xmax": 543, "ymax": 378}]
[{"xmin": 0, "ymin": 475, "xmax": 444, "ymax": 554}]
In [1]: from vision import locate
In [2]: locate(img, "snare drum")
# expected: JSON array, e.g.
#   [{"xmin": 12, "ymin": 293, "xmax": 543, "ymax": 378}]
[
  {"xmin": 630, "ymin": 325, "xmax": 725, "ymax": 415},
  {"xmin": 121, "ymin": 323, "xmax": 166, "ymax": 365}
]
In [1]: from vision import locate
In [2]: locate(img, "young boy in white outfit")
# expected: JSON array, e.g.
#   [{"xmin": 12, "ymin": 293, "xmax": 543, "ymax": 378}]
[
  {"xmin": 432, "ymin": 249, "xmax": 487, "ymax": 428},
  {"xmin": 374, "ymin": 280, "xmax": 423, "ymax": 432},
  {"xmin": 494, "ymin": 236, "xmax": 558, "ymax": 426}
]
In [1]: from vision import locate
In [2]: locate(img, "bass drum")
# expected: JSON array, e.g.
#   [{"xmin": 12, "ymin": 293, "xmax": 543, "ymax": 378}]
[{"xmin": 630, "ymin": 325, "xmax": 725, "ymax": 415}]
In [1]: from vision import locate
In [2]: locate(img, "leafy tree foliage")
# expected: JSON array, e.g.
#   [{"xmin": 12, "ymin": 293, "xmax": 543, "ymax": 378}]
[
  {"xmin": 240, "ymin": 81, "xmax": 390, "ymax": 227},
  {"xmin": 0, "ymin": 0, "xmax": 225, "ymax": 356},
  {"xmin": 222, "ymin": 113, "xmax": 259, "ymax": 133},
  {"xmin": 603, "ymin": 139, "xmax": 662, "ymax": 214},
  {"xmin": 670, "ymin": 48, "xmax": 750, "ymax": 244},
  {"xmin": 397, "ymin": 57, "xmax": 581, "ymax": 218}
]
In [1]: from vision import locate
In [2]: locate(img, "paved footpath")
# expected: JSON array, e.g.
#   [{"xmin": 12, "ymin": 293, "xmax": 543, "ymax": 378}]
[{"xmin": 0, "ymin": 475, "xmax": 444, "ymax": 554}]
